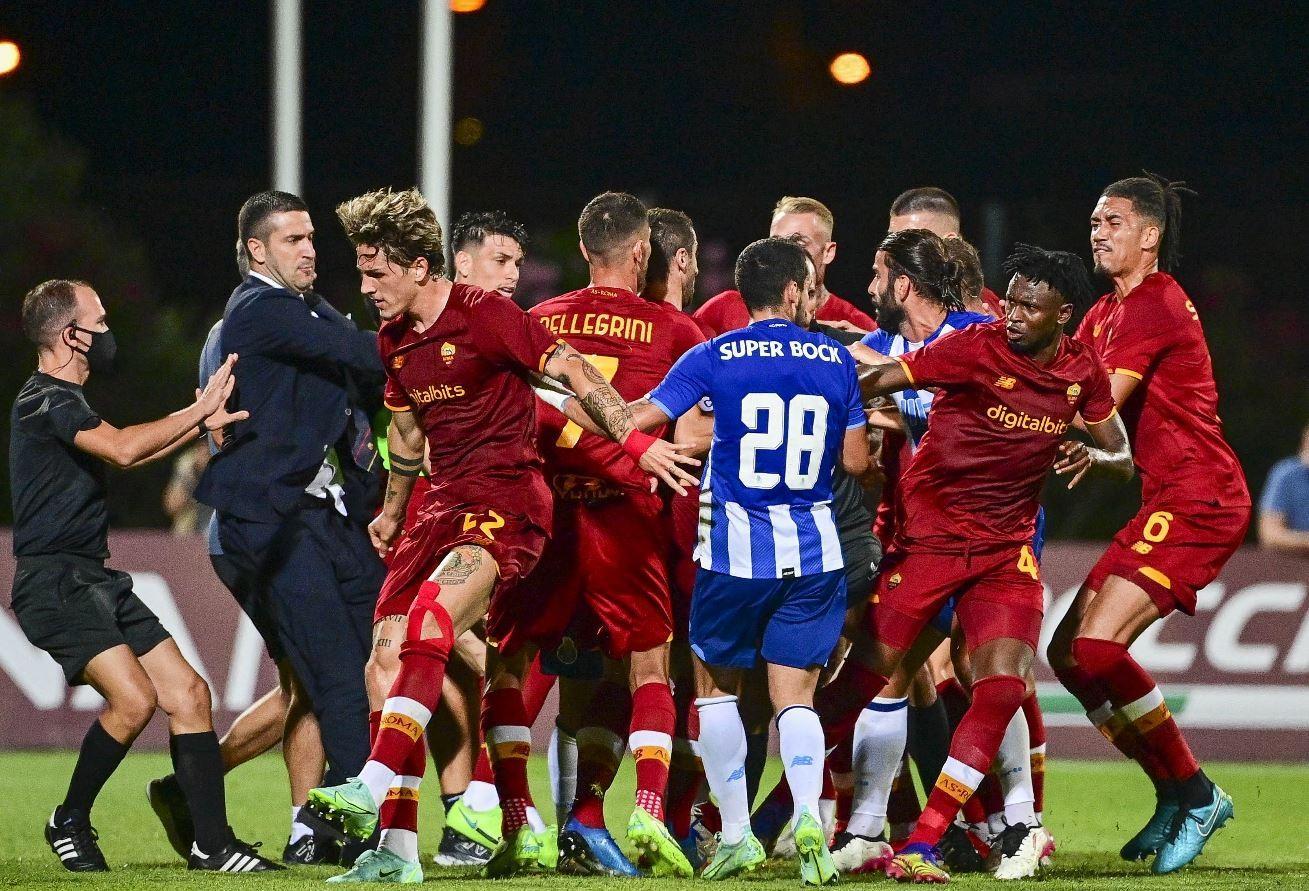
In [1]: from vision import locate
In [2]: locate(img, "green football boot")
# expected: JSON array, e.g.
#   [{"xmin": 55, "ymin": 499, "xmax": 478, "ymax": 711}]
[
  {"xmin": 306, "ymin": 779, "xmax": 379, "ymax": 841},
  {"xmin": 627, "ymin": 805, "xmax": 693, "ymax": 877},
  {"xmin": 794, "ymin": 809, "xmax": 838, "ymax": 886},
  {"xmin": 326, "ymin": 847, "xmax": 423, "ymax": 884},
  {"xmin": 482, "ymin": 826, "xmax": 547, "ymax": 878},
  {"xmin": 702, "ymin": 832, "xmax": 767, "ymax": 880}
]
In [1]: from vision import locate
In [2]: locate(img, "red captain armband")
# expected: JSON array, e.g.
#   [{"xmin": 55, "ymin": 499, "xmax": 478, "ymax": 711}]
[{"xmin": 620, "ymin": 429, "xmax": 659, "ymax": 462}]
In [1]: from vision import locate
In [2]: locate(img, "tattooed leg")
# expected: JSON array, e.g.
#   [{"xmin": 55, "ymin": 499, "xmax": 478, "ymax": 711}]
[
  {"xmin": 422, "ymin": 544, "xmax": 501, "ymax": 640},
  {"xmin": 366, "ymin": 615, "xmax": 408, "ymax": 709}
]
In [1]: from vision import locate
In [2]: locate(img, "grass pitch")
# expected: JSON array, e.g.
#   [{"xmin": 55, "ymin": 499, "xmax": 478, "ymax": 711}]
[{"xmin": 0, "ymin": 752, "xmax": 1305, "ymax": 888}]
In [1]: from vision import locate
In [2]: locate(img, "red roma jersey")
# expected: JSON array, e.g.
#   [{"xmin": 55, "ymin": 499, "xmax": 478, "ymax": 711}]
[
  {"xmin": 693, "ymin": 288, "xmax": 876, "ymax": 337},
  {"xmin": 380, "ymin": 283, "xmax": 563, "ymax": 518},
  {"xmin": 895, "ymin": 321, "xmax": 1116, "ymax": 549},
  {"xmin": 531, "ymin": 286, "xmax": 705, "ymax": 494},
  {"xmin": 1075, "ymin": 272, "xmax": 1249, "ymax": 507}
]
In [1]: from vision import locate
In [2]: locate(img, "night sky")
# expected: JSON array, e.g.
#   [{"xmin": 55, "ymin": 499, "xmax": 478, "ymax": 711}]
[{"xmin": 1, "ymin": 1, "xmax": 1305, "ymax": 528}]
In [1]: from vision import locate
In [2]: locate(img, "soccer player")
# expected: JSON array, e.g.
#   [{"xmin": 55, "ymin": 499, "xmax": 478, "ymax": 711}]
[
  {"xmin": 1047, "ymin": 174, "xmax": 1252, "ymax": 874},
  {"xmin": 11, "ymin": 279, "xmax": 279, "ymax": 873},
  {"xmin": 303, "ymin": 187, "xmax": 696, "ymax": 881},
  {"xmin": 888, "ymin": 187, "xmax": 1003, "ymax": 318},
  {"xmin": 451, "ymin": 210, "xmax": 527, "ymax": 299},
  {"xmin": 630, "ymin": 237, "xmax": 872, "ymax": 885},
  {"xmin": 853, "ymin": 244, "xmax": 1134, "ymax": 883},
  {"xmin": 694, "ymin": 197, "xmax": 877, "ymax": 335},
  {"xmin": 519, "ymin": 192, "xmax": 706, "ymax": 877}
]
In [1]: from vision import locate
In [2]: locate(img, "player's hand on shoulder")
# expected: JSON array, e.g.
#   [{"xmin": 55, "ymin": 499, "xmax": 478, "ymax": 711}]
[
  {"xmin": 849, "ymin": 342, "xmax": 892, "ymax": 366},
  {"xmin": 368, "ymin": 512, "xmax": 402, "ymax": 557},
  {"xmin": 826, "ymin": 319, "xmax": 869, "ymax": 335},
  {"xmin": 636, "ymin": 439, "xmax": 701, "ymax": 496}
]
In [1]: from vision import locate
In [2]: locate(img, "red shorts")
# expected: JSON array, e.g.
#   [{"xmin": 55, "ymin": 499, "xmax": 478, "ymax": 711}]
[
  {"xmin": 668, "ymin": 486, "xmax": 701, "ymax": 637},
  {"xmin": 496, "ymin": 488, "xmax": 674, "ymax": 660},
  {"xmin": 869, "ymin": 543, "xmax": 1045, "ymax": 652},
  {"xmin": 374, "ymin": 496, "xmax": 549, "ymax": 624},
  {"xmin": 1086, "ymin": 499, "xmax": 1251, "ymax": 616}
]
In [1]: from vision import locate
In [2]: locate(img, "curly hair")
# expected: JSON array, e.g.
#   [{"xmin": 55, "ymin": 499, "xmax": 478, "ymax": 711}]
[{"xmin": 336, "ymin": 187, "xmax": 445, "ymax": 276}]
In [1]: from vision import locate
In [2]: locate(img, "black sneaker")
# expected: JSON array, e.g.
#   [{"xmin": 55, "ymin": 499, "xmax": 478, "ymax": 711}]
[
  {"xmin": 338, "ymin": 829, "xmax": 381, "ymax": 868},
  {"xmin": 188, "ymin": 835, "xmax": 285, "ymax": 872},
  {"xmin": 146, "ymin": 775, "xmax": 194, "ymax": 859},
  {"xmin": 283, "ymin": 831, "xmax": 339, "ymax": 865},
  {"xmin": 938, "ymin": 822, "xmax": 987, "ymax": 873},
  {"xmin": 433, "ymin": 823, "xmax": 494, "ymax": 866},
  {"xmin": 45, "ymin": 807, "xmax": 108, "ymax": 872}
]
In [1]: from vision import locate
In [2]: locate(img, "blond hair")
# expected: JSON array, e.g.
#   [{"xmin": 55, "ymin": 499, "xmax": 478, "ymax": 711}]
[
  {"xmin": 771, "ymin": 196, "xmax": 834, "ymax": 240},
  {"xmin": 336, "ymin": 187, "xmax": 445, "ymax": 275}
]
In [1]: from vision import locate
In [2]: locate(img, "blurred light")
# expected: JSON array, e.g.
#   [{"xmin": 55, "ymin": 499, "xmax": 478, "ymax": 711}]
[
  {"xmin": 0, "ymin": 41, "xmax": 20, "ymax": 77},
  {"xmin": 829, "ymin": 52, "xmax": 870, "ymax": 86},
  {"xmin": 450, "ymin": 0, "xmax": 486, "ymax": 12},
  {"xmin": 453, "ymin": 116, "xmax": 484, "ymax": 146}
]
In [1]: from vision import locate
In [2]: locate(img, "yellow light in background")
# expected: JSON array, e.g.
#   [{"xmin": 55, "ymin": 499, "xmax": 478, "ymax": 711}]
[
  {"xmin": 0, "ymin": 41, "xmax": 20, "ymax": 77},
  {"xmin": 450, "ymin": 0, "xmax": 486, "ymax": 12},
  {"xmin": 829, "ymin": 52, "xmax": 870, "ymax": 85},
  {"xmin": 454, "ymin": 117, "xmax": 484, "ymax": 146}
]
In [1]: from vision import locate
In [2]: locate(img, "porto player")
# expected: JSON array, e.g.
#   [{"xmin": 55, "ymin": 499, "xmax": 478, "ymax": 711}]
[
  {"xmin": 516, "ymin": 192, "xmax": 705, "ymax": 877},
  {"xmin": 887, "ymin": 187, "xmax": 1003, "ymax": 318},
  {"xmin": 636, "ymin": 238, "xmax": 872, "ymax": 885},
  {"xmin": 694, "ymin": 196, "xmax": 876, "ymax": 335},
  {"xmin": 1047, "ymin": 174, "xmax": 1251, "ymax": 874},
  {"xmin": 855, "ymin": 244, "xmax": 1133, "ymax": 883},
  {"xmin": 303, "ymin": 188, "xmax": 697, "ymax": 880}
]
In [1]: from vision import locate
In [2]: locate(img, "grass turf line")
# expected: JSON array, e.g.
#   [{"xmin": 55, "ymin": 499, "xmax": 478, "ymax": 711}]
[{"xmin": 0, "ymin": 752, "xmax": 1306, "ymax": 888}]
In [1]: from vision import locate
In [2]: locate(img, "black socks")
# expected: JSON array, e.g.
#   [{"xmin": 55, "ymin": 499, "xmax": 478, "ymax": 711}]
[
  {"xmin": 63, "ymin": 719, "xmax": 131, "ymax": 817},
  {"xmin": 171, "ymin": 732, "xmax": 230, "ymax": 855}
]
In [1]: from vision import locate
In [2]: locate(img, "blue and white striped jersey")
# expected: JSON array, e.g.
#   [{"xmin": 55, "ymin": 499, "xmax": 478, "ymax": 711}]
[
  {"xmin": 648, "ymin": 319, "xmax": 865, "ymax": 579},
  {"xmin": 860, "ymin": 310, "xmax": 991, "ymax": 446}
]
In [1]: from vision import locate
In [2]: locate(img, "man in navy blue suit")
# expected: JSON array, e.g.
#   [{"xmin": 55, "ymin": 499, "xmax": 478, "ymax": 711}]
[{"xmin": 195, "ymin": 191, "xmax": 386, "ymax": 796}]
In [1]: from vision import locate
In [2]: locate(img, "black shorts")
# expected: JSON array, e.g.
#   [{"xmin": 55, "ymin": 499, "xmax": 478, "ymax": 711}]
[
  {"xmin": 10, "ymin": 554, "xmax": 171, "ymax": 685},
  {"xmin": 210, "ymin": 551, "xmax": 285, "ymax": 663},
  {"xmin": 842, "ymin": 531, "xmax": 881, "ymax": 609}
]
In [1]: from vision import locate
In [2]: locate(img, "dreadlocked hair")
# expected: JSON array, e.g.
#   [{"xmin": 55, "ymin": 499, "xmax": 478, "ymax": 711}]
[
  {"xmin": 1102, "ymin": 170, "xmax": 1196, "ymax": 272},
  {"xmin": 1002, "ymin": 243, "xmax": 1096, "ymax": 316}
]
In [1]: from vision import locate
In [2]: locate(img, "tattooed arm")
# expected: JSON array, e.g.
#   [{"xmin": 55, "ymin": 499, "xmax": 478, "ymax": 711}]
[
  {"xmin": 368, "ymin": 408, "xmax": 426, "ymax": 557},
  {"xmin": 538, "ymin": 342, "xmax": 700, "ymax": 493}
]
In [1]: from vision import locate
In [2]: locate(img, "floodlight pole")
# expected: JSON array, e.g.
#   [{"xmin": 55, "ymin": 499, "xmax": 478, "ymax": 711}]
[
  {"xmin": 271, "ymin": 0, "xmax": 302, "ymax": 195},
  {"xmin": 419, "ymin": 0, "xmax": 453, "ymax": 231}
]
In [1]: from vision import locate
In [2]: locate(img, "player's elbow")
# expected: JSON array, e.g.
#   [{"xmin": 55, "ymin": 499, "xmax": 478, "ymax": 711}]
[{"xmin": 841, "ymin": 451, "xmax": 871, "ymax": 478}]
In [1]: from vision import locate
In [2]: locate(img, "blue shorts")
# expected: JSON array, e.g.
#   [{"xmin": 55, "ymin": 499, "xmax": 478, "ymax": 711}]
[
  {"xmin": 689, "ymin": 568, "xmax": 846, "ymax": 670},
  {"xmin": 928, "ymin": 596, "xmax": 957, "ymax": 637}
]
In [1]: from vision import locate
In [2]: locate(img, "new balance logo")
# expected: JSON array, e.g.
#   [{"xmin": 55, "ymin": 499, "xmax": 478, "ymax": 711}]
[
  {"xmin": 994, "ymin": 376, "xmax": 1016, "ymax": 390},
  {"xmin": 789, "ymin": 755, "xmax": 814, "ymax": 767},
  {"xmin": 727, "ymin": 766, "xmax": 746, "ymax": 782}
]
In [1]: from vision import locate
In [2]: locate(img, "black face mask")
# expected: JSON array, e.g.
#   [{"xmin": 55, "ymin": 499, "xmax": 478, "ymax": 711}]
[{"xmin": 69, "ymin": 325, "xmax": 117, "ymax": 375}]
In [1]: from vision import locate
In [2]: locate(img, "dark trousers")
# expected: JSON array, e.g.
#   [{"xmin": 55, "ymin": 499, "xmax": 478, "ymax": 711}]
[{"xmin": 217, "ymin": 500, "xmax": 381, "ymax": 784}]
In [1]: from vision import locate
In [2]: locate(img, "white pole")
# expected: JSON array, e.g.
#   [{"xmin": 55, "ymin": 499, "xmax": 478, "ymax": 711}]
[
  {"xmin": 419, "ymin": 0, "xmax": 453, "ymax": 231},
  {"xmin": 271, "ymin": 0, "xmax": 302, "ymax": 194}
]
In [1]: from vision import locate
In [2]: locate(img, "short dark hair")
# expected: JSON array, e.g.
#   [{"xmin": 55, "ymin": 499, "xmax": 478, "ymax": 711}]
[
  {"xmin": 450, "ymin": 210, "xmax": 530, "ymax": 258},
  {"xmin": 23, "ymin": 278, "xmax": 88, "ymax": 347},
  {"xmin": 890, "ymin": 187, "xmax": 960, "ymax": 225},
  {"xmin": 735, "ymin": 237, "xmax": 809, "ymax": 312},
  {"xmin": 237, "ymin": 190, "xmax": 308, "ymax": 265},
  {"xmin": 1002, "ymin": 243, "xmax": 1095, "ymax": 316},
  {"xmin": 878, "ymin": 229, "xmax": 965, "ymax": 311},
  {"xmin": 578, "ymin": 191, "xmax": 648, "ymax": 263},
  {"xmin": 647, "ymin": 208, "xmax": 696, "ymax": 285},
  {"xmin": 1101, "ymin": 171, "xmax": 1195, "ymax": 272},
  {"xmin": 942, "ymin": 237, "xmax": 984, "ymax": 304}
]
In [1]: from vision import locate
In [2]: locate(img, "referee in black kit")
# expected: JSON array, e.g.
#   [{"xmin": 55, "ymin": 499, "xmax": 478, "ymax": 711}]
[
  {"xmin": 194, "ymin": 191, "xmax": 387, "ymax": 800},
  {"xmin": 9, "ymin": 279, "xmax": 280, "ymax": 873}
]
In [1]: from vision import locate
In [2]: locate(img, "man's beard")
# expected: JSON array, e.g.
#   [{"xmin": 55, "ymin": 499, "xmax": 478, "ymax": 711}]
[{"xmin": 874, "ymin": 287, "xmax": 906, "ymax": 334}]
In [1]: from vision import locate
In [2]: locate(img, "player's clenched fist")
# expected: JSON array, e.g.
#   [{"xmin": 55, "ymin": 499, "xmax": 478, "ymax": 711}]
[{"xmin": 369, "ymin": 511, "xmax": 402, "ymax": 557}]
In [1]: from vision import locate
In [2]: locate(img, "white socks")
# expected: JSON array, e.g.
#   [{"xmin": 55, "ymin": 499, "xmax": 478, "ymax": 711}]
[
  {"xmin": 847, "ymin": 697, "xmax": 907, "ymax": 838},
  {"xmin": 549, "ymin": 725, "xmax": 578, "ymax": 826},
  {"xmin": 358, "ymin": 760, "xmax": 398, "ymax": 809},
  {"xmin": 696, "ymin": 695, "xmax": 751, "ymax": 844},
  {"xmin": 289, "ymin": 806, "xmax": 312, "ymax": 843},
  {"xmin": 777, "ymin": 705, "xmax": 825, "ymax": 830},
  {"xmin": 994, "ymin": 709, "xmax": 1036, "ymax": 826},
  {"xmin": 461, "ymin": 779, "xmax": 499, "ymax": 812},
  {"xmin": 380, "ymin": 827, "xmax": 418, "ymax": 861}
]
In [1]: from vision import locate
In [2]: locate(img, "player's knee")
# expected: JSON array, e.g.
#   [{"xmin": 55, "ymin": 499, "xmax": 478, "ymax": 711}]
[
  {"xmin": 111, "ymin": 683, "xmax": 158, "ymax": 731},
  {"xmin": 163, "ymin": 673, "xmax": 213, "ymax": 723},
  {"xmin": 1045, "ymin": 622, "xmax": 1077, "ymax": 671},
  {"xmin": 365, "ymin": 650, "xmax": 399, "ymax": 700}
]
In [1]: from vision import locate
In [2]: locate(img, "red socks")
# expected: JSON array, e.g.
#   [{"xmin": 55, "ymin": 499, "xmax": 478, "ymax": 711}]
[
  {"xmin": 1021, "ymin": 692, "xmax": 1046, "ymax": 817},
  {"xmin": 630, "ymin": 682, "xmax": 676, "ymax": 822},
  {"xmin": 381, "ymin": 730, "xmax": 426, "ymax": 835},
  {"xmin": 371, "ymin": 583, "xmax": 451, "ymax": 774},
  {"xmin": 908, "ymin": 675, "xmax": 1026, "ymax": 848},
  {"xmin": 1072, "ymin": 638, "xmax": 1199, "ymax": 782},
  {"xmin": 482, "ymin": 686, "xmax": 537, "ymax": 834}
]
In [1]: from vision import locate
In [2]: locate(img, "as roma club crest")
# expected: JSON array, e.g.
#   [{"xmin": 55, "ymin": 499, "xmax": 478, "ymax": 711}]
[
  {"xmin": 441, "ymin": 342, "xmax": 457, "ymax": 366},
  {"xmin": 390, "ymin": 354, "xmax": 406, "ymax": 370},
  {"xmin": 1065, "ymin": 383, "xmax": 1081, "ymax": 406},
  {"xmin": 887, "ymin": 572, "xmax": 902, "ymax": 589}
]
